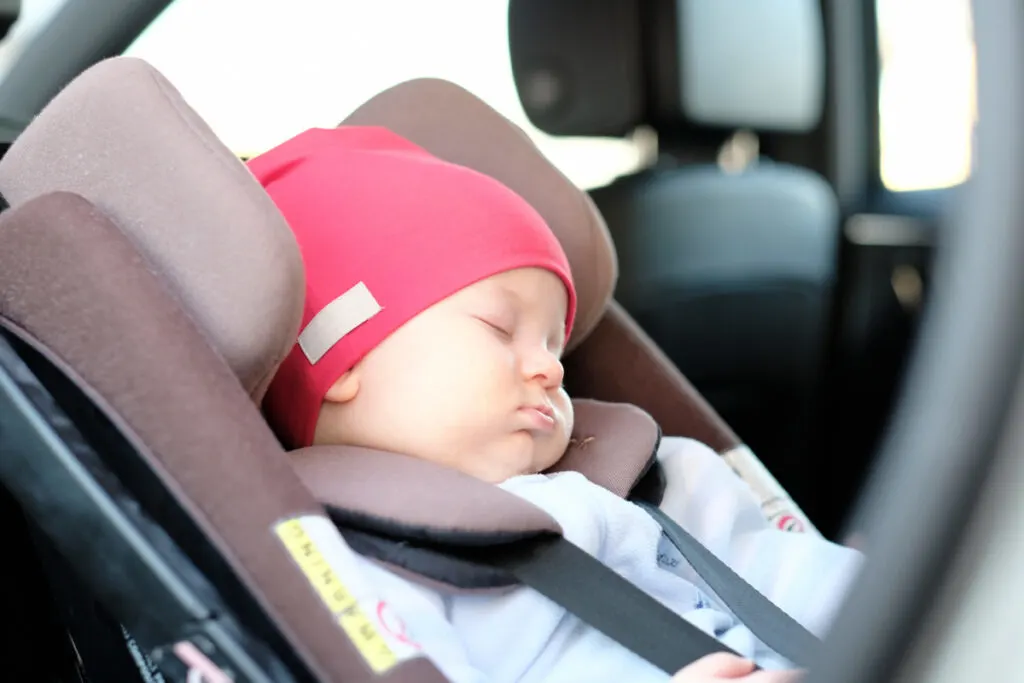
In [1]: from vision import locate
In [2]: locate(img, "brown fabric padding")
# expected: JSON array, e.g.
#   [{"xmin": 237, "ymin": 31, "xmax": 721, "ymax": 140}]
[
  {"xmin": 341, "ymin": 78, "xmax": 616, "ymax": 352},
  {"xmin": 0, "ymin": 56, "xmax": 304, "ymax": 403},
  {"xmin": 0, "ymin": 193, "xmax": 447, "ymax": 683},
  {"xmin": 547, "ymin": 399, "xmax": 661, "ymax": 497},
  {"xmin": 565, "ymin": 301, "xmax": 741, "ymax": 452},
  {"xmin": 291, "ymin": 447, "xmax": 561, "ymax": 538},
  {"xmin": 291, "ymin": 398, "xmax": 661, "ymax": 535}
]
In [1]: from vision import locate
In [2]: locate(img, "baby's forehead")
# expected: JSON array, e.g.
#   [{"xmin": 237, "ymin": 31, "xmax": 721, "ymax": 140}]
[
  {"xmin": 463, "ymin": 269, "xmax": 567, "ymax": 306},
  {"xmin": 469, "ymin": 278, "xmax": 521, "ymax": 303}
]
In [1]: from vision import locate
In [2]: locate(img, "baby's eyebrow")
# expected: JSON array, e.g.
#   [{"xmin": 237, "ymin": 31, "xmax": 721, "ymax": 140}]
[
  {"xmin": 491, "ymin": 282, "xmax": 566, "ymax": 344},
  {"xmin": 493, "ymin": 283, "xmax": 523, "ymax": 305}
]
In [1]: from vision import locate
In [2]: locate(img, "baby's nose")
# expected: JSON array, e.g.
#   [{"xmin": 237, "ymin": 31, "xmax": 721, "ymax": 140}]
[{"xmin": 524, "ymin": 346, "xmax": 564, "ymax": 387}]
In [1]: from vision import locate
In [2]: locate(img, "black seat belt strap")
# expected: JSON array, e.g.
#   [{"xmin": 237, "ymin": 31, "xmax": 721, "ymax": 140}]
[
  {"xmin": 480, "ymin": 505, "xmax": 821, "ymax": 674},
  {"xmin": 482, "ymin": 535, "xmax": 737, "ymax": 676},
  {"xmin": 637, "ymin": 501, "xmax": 820, "ymax": 667}
]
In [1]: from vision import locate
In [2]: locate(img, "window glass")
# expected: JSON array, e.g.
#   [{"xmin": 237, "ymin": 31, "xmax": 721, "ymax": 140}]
[
  {"xmin": 0, "ymin": 0, "xmax": 73, "ymax": 81},
  {"xmin": 876, "ymin": 0, "xmax": 976, "ymax": 192},
  {"xmin": 124, "ymin": 0, "xmax": 647, "ymax": 190}
]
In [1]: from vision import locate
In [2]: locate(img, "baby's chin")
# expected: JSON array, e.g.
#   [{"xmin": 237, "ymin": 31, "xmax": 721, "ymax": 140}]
[{"xmin": 464, "ymin": 436, "xmax": 569, "ymax": 484}]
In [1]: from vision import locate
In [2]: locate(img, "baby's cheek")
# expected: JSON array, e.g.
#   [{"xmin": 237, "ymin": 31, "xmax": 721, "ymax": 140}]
[
  {"xmin": 554, "ymin": 389, "xmax": 574, "ymax": 457},
  {"xmin": 555, "ymin": 387, "xmax": 574, "ymax": 433}
]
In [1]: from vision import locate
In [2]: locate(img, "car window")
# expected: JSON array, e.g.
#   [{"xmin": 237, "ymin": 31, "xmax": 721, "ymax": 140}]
[
  {"xmin": 123, "ymin": 0, "xmax": 649, "ymax": 191},
  {"xmin": 0, "ymin": 0, "xmax": 73, "ymax": 81},
  {"xmin": 876, "ymin": 0, "xmax": 976, "ymax": 192}
]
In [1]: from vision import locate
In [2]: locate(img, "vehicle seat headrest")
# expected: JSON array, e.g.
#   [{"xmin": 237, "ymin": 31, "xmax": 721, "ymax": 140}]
[
  {"xmin": 0, "ymin": 57, "xmax": 304, "ymax": 402},
  {"xmin": 341, "ymin": 78, "xmax": 617, "ymax": 351},
  {"xmin": 508, "ymin": 0, "xmax": 825, "ymax": 137}
]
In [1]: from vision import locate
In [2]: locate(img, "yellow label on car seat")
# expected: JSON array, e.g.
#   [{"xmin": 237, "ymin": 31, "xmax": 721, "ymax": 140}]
[{"xmin": 274, "ymin": 516, "xmax": 415, "ymax": 674}]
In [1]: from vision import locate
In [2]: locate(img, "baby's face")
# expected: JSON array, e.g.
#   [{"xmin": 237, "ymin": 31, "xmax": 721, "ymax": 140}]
[{"xmin": 313, "ymin": 267, "xmax": 573, "ymax": 483}]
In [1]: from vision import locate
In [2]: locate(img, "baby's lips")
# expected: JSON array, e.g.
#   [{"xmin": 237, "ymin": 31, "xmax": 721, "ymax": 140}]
[{"xmin": 518, "ymin": 405, "xmax": 558, "ymax": 432}]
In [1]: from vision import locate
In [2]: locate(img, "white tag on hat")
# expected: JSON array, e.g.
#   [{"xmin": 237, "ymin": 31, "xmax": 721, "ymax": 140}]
[{"xmin": 299, "ymin": 281, "xmax": 382, "ymax": 364}]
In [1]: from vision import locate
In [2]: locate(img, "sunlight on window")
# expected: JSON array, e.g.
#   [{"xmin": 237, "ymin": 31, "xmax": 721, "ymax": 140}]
[
  {"xmin": 0, "ymin": 0, "xmax": 71, "ymax": 80},
  {"xmin": 124, "ymin": 0, "xmax": 645, "ymax": 190},
  {"xmin": 876, "ymin": 0, "xmax": 976, "ymax": 192}
]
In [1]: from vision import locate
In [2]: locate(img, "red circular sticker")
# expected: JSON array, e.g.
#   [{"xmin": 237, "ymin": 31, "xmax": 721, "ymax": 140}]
[
  {"xmin": 775, "ymin": 514, "xmax": 805, "ymax": 533},
  {"xmin": 377, "ymin": 601, "xmax": 422, "ymax": 650}
]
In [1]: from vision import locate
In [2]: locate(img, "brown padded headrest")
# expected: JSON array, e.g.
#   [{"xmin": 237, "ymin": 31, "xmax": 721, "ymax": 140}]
[
  {"xmin": 0, "ymin": 57, "xmax": 304, "ymax": 402},
  {"xmin": 293, "ymin": 398, "xmax": 660, "ymax": 540},
  {"xmin": 342, "ymin": 78, "xmax": 617, "ymax": 351}
]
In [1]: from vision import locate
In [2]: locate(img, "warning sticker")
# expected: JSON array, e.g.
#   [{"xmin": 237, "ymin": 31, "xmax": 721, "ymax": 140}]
[
  {"xmin": 721, "ymin": 445, "xmax": 820, "ymax": 537},
  {"xmin": 274, "ymin": 516, "xmax": 418, "ymax": 674}
]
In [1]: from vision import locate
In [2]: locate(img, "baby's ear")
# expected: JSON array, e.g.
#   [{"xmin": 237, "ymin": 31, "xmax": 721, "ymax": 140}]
[{"xmin": 324, "ymin": 371, "xmax": 360, "ymax": 404}]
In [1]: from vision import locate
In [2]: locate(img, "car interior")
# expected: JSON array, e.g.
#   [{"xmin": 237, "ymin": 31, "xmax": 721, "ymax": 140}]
[
  {"xmin": 0, "ymin": 1, "xmax": 1013, "ymax": 682},
  {"xmin": 507, "ymin": 0, "xmax": 844, "ymax": 524}
]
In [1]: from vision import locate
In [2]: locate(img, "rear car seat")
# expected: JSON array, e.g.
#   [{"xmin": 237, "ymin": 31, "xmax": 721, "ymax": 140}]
[
  {"xmin": 509, "ymin": 0, "xmax": 839, "ymax": 525},
  {"xmin": 0, "ymin": 56, "xmax": 819, "ymax": 681}
]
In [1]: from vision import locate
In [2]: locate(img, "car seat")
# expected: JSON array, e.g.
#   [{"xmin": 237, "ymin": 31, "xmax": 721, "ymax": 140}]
[
  {"xmin": 0, "ymin": 56, "xmax": 819, "ymax": 681},
  {"xmin": 508, "ymin": 0, "xmax": 839, "ymax": 523}
]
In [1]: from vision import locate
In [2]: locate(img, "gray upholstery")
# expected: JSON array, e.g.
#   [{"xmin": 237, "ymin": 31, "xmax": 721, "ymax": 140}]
[
  {"xmin": 597, "ymin": 165, "xmax": 838, "ymax": 310},
  {"xmin": 591, "ymin": 161, "xmax": 839, "ymax": 499}
]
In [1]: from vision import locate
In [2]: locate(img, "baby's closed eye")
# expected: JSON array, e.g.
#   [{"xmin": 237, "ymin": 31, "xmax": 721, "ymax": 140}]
[{"xmin": 474, "ymin": 315, "xmax": 514, "ymax": 339}]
